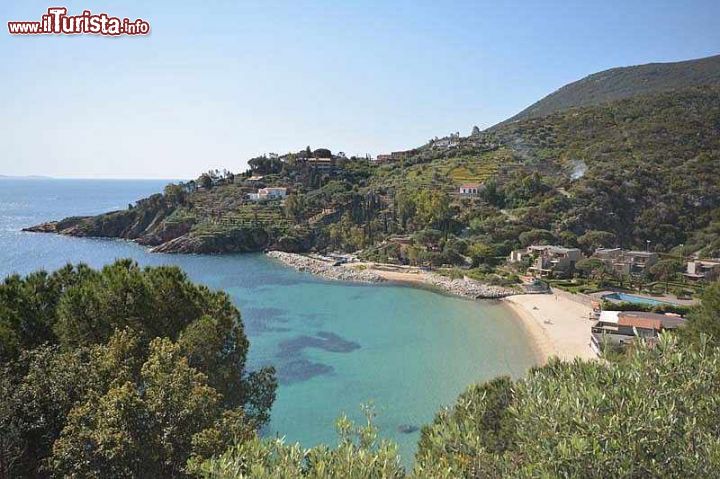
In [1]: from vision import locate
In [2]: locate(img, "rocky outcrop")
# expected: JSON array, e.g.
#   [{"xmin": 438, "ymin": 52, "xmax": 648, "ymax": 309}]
[
  {"xmin": 423, "ymin": 273, "xmax": 516, "ymax": 299},
  {"xmin": 267, "ymin": 251, "xmax": 386, "ymax": 283}
]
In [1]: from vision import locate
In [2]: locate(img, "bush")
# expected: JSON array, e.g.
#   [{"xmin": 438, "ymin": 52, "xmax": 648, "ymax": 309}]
[
  {"xmin": 414, "ymin": 336, "xmax": 720, "ymax": 477},
  {"xmin": 191, "ymin": 406, "xmax": 404, "ymax": 478}
]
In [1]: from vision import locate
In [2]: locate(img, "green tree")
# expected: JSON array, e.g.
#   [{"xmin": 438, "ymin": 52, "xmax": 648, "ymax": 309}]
[
  {"xmin": 49, "ymin": 336, "xmax": 246, "ymax": 478},
  {"xmin": 190, "ymin": 406, "xmax": 404, "ymax": 479},
  {"xmin": 283, "ymin": 194, "xmax": 307, "ymax": 222},
  {"xmin": 683, "ymin": 281, "xmax": 720, "ymax": 346},
  {"xmin": 648, "ymin": 259, "xmax": 682, "ymax": 292},
  {"xmin": 518, "ymin": 228, "xmax": 555, "ymax": 247},
  {"xmin": 468, "ymin": 242, "xmax": 496, "ymax": 267},
  {"xmin": 575, "ymin": 257, "xmax": 612, "ymax": 284},
  {"xmin": 577, "ymin": 230, "xmax": 616, "ymax": 254},
  {"xmin": 0, "ymin": 261, "xmax": 276, "ymax": 478}
]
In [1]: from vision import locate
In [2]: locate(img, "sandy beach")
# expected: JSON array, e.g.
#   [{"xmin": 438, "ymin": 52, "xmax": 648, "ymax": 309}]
[
  {"xmin": 350, "ymin": 263, "xmax": 429, "ymax": 284},
  {"xmin": 502, "ymin": 293, "xmax": 597, "ymax": 363}
]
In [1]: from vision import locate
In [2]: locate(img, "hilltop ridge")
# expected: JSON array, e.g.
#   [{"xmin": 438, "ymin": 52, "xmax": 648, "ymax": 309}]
[{"xmin": 496, "ymin": 54, "xmax": 720, "ymax": 126}]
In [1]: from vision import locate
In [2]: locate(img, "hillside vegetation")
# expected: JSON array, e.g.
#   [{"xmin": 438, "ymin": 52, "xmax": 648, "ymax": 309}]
[
  {"xmin": 26, "ymin": 57, "xmax": 720, "ymax": 274},
  {"xmin": 500, "ymin": 54, "xmax": 720, "ymax": 124}
]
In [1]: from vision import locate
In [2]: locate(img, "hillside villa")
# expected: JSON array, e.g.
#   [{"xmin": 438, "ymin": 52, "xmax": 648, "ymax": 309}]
[
  {"xmin": 509, "ymin": 245, "xmax": 582, "ymax": 278},
  {"xmin": 300, "ymin": 157, "xmax": 335, "ymax": 171},
  {"xmin": 590, "ymin": 310, "xmax": 685, "ymax": 354},
  {"xmin": 684, "ymin": 259, "xmax": 720, "ymax": 282},
  {"xmin": 248, "ymin": 187, "xmax": 287, "ymax": 201},
  {"xmin": 592, "ymin": 248, "xmax": 658, "ymax": 275}
]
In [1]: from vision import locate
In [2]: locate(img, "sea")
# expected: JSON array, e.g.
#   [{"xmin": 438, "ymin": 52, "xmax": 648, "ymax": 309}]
[{"xmin": 0, "ymin": 178, "xmax": 537, "ymax": 464}]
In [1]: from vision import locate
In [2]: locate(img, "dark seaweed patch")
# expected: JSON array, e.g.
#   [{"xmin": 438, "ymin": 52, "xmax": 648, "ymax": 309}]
[
  {"xmin": 278, "ymin": 331, "xmax": 360, "ymax": 358},
  {"xmin": 277, "ymin": 358, "xmax": 333, "ymax": 384}
]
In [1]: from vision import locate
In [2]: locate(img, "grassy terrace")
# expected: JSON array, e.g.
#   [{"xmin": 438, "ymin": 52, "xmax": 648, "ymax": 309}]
[{"xmin": 370, "ymin": 149, "xmax": 512, "ymax": 192}]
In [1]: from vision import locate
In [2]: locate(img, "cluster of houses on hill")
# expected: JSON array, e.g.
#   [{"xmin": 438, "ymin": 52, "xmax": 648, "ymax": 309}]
[{"xmin": 508, "ymin": 244, "xmax": 720, "ymax": 283}]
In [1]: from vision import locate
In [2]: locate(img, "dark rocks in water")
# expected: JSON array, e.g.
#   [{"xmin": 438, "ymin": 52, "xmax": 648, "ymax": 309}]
[
  {"xmin": 277, "ymin": 358, "xmax": 333, "ymax": 384},
  {"xmin": 397, "ymin": 424, "xmax": 419, "ymax": 434},
  {"xmin": 278, "ymin": 331, "xmax": 360, "ymax": 359}
]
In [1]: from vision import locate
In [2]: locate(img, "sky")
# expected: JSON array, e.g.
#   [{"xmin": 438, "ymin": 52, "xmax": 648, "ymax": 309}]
[{"xmin": 1, "ymin": 0, "xmax": 718, "ymax": 179}]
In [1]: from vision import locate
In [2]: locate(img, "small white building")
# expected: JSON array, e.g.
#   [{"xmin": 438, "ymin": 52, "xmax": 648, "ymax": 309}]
[
  {"xmin": 248, "ymin": 187, "xmax": 287, "ymax": 201},
  {"xmin": 260, "ymin": 187, "xmax": 287, "ymax": 199},
  {"xmin": 459, "ymin": 183, "xmax": 480, "ymax": 196}
]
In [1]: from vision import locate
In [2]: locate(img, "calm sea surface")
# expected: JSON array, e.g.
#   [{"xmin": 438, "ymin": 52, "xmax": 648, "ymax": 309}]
[{"xmin": 0, "ymin": 178, "xmax": 536, "ymax": 463}]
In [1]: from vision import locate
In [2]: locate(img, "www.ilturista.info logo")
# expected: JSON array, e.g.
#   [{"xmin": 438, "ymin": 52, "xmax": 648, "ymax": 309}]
[{"xmin": 8, "ymin": 7, "xmax": 150, "ymax": 36}]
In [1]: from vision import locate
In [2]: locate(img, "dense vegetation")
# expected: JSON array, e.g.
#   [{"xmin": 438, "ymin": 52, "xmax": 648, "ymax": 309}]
[
  {"xmin": 499, "ymin": 54, "xmax": 720, "ymax": 124},
  {"xmin": 0, "ymin": 261, "xmax": 276, "ymax": 478},
  {"xmin": 28, "ymin": 71, "xmax": 720, "ymax": 283}
]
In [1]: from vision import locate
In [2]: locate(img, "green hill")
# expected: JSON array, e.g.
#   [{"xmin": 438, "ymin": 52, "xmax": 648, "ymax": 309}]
[
  {"xmin": 498, "ymin": 54, "xmax": 720, "ymax": 126},
  {"xmin": 25, "ymin": 59, "xmax": 720, "ymax": 267}
]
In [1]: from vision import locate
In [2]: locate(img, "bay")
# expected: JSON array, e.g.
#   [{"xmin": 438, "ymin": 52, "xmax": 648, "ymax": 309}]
[{"xmin": 0, "ymin": 178, "xmax": 537, "ymax": 463}]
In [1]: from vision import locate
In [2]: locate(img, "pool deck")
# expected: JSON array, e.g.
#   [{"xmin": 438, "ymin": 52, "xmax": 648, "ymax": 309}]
[{"xmin": 590, "ymin": 290, "xmax": 698, "ymax": 307}]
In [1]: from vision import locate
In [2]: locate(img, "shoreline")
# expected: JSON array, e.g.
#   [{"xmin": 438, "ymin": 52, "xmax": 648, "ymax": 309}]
[
  {"xmin": 267, "ymin": 251, "xmax": 516, "ymax": 299},
  {"xmin": 267, "ymin": 251, "xmax": 597, "ymax": 364}
]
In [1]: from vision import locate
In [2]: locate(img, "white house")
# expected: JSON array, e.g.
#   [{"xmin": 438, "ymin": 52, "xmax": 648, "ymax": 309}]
[
  {"xmin": 248, "ymin": 187, "xmax": 287, "ymax": 201},
  {"xmin": 260, "ymin": 187, "xmax": 287, "ymax": 199},
  {"xmin": 459, "ymin": 183, "xmax": 480, "ymax": 196}
]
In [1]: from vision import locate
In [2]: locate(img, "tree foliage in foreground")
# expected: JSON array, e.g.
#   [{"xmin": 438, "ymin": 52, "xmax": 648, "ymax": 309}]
[
  {"xmin": 414, "ymin": 333, "xmax": 720, "ymax": 478},
  {"xmin": 190, "ymin": 406, "xmax": 404, "ymax": 479},
  {"xmin": 194, "ymin": 334, "xmax": 720, "ymax": 478},
  {"xmin": 0, "ymin": 260, "xmax": 276, "ymax": 478}
]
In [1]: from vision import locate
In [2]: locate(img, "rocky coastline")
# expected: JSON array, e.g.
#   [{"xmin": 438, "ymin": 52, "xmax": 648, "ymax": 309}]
[
  {"xmin": 266, "ymin": 251, "xmax": 516, "ymax": 299},
  {"xmin": 422, "ymin": 272, "xmax": 516, "ymax": 299},
  {"xmin": 266, "ymin": 251, "xmax": 386, "ymax": 283}
]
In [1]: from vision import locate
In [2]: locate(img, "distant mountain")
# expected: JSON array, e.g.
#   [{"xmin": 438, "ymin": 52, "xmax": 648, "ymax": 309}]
[
  {"xmin": 0, "ymin": 174, "xmax": 53, "ymax": 179},
  {"xmin": 497, "ymin": 54, "xmax": 720, "ymax": 126}
]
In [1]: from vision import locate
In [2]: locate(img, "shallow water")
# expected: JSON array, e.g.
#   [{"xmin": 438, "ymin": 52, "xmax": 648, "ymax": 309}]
[{"xmin": 0, "ymin": 178, "xmax": 537, "ymax": 463}]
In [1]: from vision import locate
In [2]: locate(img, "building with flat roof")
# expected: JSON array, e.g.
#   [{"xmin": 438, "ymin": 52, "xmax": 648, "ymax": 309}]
[
  {"xmin": 510, "ymin": 245, "xmax": 583, "ymax": 278},
  {"xmin": 684, "ymin": 259, "xmax": 720, "ymax": 282},
  {"xmin": 591, "ymin": 310, "xmax": 685, "ymax": 354},
  {"xmin": 593, "ymin": 248, "xmax": 658, "ymax": 276}
]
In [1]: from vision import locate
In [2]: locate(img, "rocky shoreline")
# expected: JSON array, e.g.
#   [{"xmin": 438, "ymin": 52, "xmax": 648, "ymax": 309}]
[
  {"xmin": 266, "ymin": 251, "xmax": 386, "ymax": 283},
  {"xmin": 422, "ymin": 272, "xmax": 516, "ymax": 299},
  {"xmin": 266, "ymin": 251, "xmax": 516, "ymax": 299}
]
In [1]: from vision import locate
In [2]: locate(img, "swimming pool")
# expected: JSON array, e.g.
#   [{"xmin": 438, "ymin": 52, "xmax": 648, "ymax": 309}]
[{"xmin": 602, "ymin": 292, "xmax": 671, "ymax": 306}]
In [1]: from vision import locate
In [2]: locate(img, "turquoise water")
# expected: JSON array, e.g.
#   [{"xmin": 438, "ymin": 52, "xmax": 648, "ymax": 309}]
[
  {"xmin": 0, "ymin": 179, "xmax": 537, "ymax": 463},
  {"xmin": 603, "ymin": 292, "xmax": 670, "ymax": 306}
]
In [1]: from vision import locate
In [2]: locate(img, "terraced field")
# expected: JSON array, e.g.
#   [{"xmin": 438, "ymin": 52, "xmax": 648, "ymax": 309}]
[{"xmin": 371, "ymin": 148, "xmax": 512, "ymax": 193}]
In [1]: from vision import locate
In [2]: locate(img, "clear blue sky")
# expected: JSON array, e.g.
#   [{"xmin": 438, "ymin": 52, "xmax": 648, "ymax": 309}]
[{"xmin": 1, "ymin": 0, "xmax": 718, "ymax": 179}]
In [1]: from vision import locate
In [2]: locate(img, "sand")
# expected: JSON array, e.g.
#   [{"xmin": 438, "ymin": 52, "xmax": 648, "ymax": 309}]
[
  {"xmin": 354, "ymin": 264, "xmax": 430, "ymax": 285},
  {"xmin": 357, "ymin": 263, "xmax": 598, "ymax": 363},
  {"xmin": 502, "ymin": 293, "xmax": 597, "ymax": 363}
]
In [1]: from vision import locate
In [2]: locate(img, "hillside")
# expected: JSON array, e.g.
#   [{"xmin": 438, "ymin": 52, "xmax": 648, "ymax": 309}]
[
  {"xmin": 498, "ymin": 54, "xmax": 720, "ymax": 125},
  {"xmin": 25, "ymin": 76, "xmax": 720, "ymax": 272}
]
